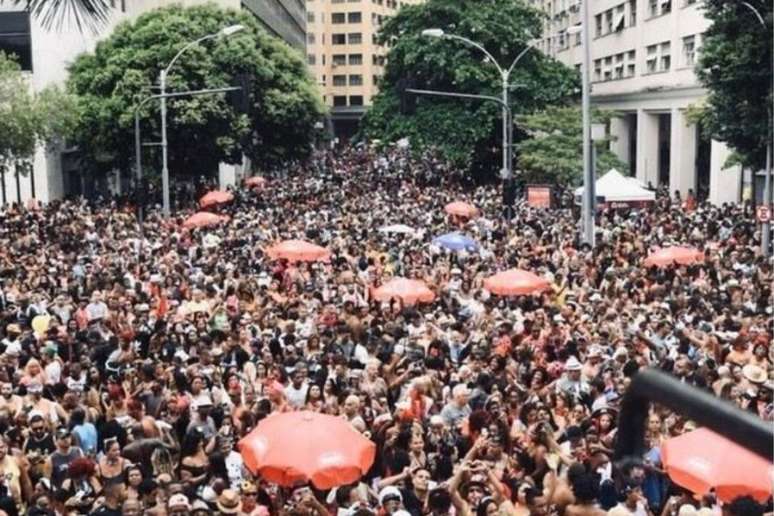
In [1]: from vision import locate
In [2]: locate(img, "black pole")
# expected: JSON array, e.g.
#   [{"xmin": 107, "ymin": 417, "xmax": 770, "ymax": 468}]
[
  {"xmin": 0, "ymin": 163, "xmax": 6, "ymax": 205},
  {"xmin": 14, "ymin": 161, "xmax": 21, "ymax": 204},
  {"xmin": 29, "ymin": 161, "xmax": 35, "ymax": 199},
  {"xmin": 615, "ymin": 368, "xmax": 773, "ymax": 462}
]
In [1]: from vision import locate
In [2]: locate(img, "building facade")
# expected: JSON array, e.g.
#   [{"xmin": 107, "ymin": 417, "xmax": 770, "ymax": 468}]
[
  {"xmin": 0, "ymin": 0, "xmax": 305, "ymax": 204},
  {"xmin": 534, "ymin": 0, "xmax": 742, "ymax": 205},
  {"xmin": 305, "ymin": 0, "xmax": 421, "ymax": 138}
]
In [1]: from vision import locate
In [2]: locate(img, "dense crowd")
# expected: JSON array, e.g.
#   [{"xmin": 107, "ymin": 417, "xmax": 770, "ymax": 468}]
[{"xmin": 0, "ymin": 145, "xmax": 769, "ymax": 516}]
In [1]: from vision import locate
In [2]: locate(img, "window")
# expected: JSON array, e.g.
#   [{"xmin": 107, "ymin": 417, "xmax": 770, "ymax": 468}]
[
  {"xmin": 605, "ymin": 10, "xmax": 613, "ymax": 33},
  {"xmin": 322, "ymin": 54, "xmax": 326, "ymax": 65},
  {"xmin": 307, "ymin": 11, "xmax": 315, "ymax": 22},
  {"xmin": 594, "ymin": 59, "xmax": 602, "ymax": 81},
  {"xmin": 307, "ymin": 33, "xmax": 316, "ymax": 44},
  {"xmin": 660, "ymin": 41, "xmax": 671, "ymax": 70},
  {"xmin": 332, "ymin": 0, "xmax": 344, "ymax": 3},
  {"xmin": 646, "ymin": 44, "xmax": 658, "ymax": 73},
  {"xmin": 349, "ymin": 95, "xmax": 364, "ymax": 106},
  {"xmin": 332, "ymin": 12, "xmax": 346, "ymax": 23},
  {"xmin": 348, "ymin": 33, "xmax": 362, "ymax": 44},
  {"xmin": 648, "ymin": 0, "xmax": 658, "ymax": 16},
  {"xmin": 349, "ymin": 74, "xmax": 363, "ymax": 85},
  {"xmin": 373, "ymin": 74, "xmax": 380, "ymax": 85},
  {"xmin": 333, "ymin": 96, "xmax": 347, "ymax": 106},
  {"xmin": 348, "ymin": 53, "xmax": 363, "ymax": 65},
  {"xmin": 333, "ymin": 75, "xmax": 347, "ymax": 86},
  {"xmin": 0, "ymin": 12, "xmax": 32, "ymax": 71},
  {"xmin": 661, "ymin": 0, "xmax": 671, "ymax": 13},
  {"xmin": 682, "ymin": 35, "xmax": 696, "ymax": 65},
  {"xmin": 333, "ymin": 54, "xmax": 346, "ymax": 65},
  {"xmin": 308, "ymin": 54, "xmax": 316, "ymax": 65},
  {"xmin": 629, "ymin": 0, "xmax": 637, "ymax": 26},
  {"xmin": 614, "ymin": 7, "xmax": 625, "ymax": 31},
  {"xmin": 347, "ymin": 12, "xmax": 362, "ymax": 23},
  {"xmin": 685, "ymin": 0, "xmax": 697, "ymax": 5},
  {"xmin": 595, "ymin": 14, "xmax": 603, "ymax": 37},
  {"xmin": 332, "ymin": 33, "xmax": 346, "ymax": 44}
]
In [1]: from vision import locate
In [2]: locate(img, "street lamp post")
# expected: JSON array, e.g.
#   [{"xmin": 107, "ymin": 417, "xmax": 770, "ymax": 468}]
[
  {"xmin": 741, "ymin": 1, "xmax": 772, "ymax": 256},
  {"xmin": 421, "ymin": 29, "xmax": 536, "ymax": 209},
  {"xmin": 159, "ymin": 24, "xmax": 244, "ymax": 217}
]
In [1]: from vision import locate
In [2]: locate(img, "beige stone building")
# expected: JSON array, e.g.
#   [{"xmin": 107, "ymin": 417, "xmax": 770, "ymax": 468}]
[{"xmin": 305, "ymin": 0, "xmax": 422, "ymax": 138}]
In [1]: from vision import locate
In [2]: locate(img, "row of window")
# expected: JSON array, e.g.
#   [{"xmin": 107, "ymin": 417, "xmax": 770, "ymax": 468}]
[
  {"xmin": 594, "ymin": 0, "xmax": 636, "ymax": 38},
  {"xmin": 331, "ymin": 12, "xmax": 362, "ymax": 23},
  {"xmin": 332, "ymin": 95, "xmax": 364, "ymax": 106},
  {"xmin": 590, "ymin": 35, "xmax": 700, "ymax": 82},
  {"xmin": 308, "ymin": 53, "xmax": 385, "ymax": 66},
  {"xmin": 318, "ymin": 74, "xmax": 381, "ymax": 86},
  {"xmin": 307, "ymin": 32, "xmax": 363, "ymax": 45}
]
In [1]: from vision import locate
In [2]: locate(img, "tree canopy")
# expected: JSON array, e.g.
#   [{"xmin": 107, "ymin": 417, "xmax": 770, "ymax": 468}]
[
  {"xmin": 0, "ymin": 52, "xmax": 78, "ymax": 174},
  {"xmin": 67, "ymin": 4, "xmax": 324, "ymax": 180},
  {"xmin": 695, "ymin": 0, "xmax": 772, "ymax": 170},
  {"xmin": 361, "ymin": 0, "xmax": 579, "ymax": 181},
  {"xmin": 515, "ymin": 106, "xmax": 625, "ymax": 185}
]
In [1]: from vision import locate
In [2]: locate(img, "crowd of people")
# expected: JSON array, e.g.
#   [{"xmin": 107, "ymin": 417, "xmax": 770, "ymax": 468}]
[{"xmin": 0, "ymin": 144, "xmax": 769, "ymax": 516}]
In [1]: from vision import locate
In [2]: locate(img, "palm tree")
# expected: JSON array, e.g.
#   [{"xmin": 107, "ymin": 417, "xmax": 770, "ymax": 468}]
[{"xmin": 13, "ymin": 0, "xmax": 111, "ymax": 33}]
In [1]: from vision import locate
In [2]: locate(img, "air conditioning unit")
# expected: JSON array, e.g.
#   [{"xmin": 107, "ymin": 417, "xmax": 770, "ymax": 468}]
[{"xmin": 569, "ymin": 2, "xmax": 579, "ymax": 12}]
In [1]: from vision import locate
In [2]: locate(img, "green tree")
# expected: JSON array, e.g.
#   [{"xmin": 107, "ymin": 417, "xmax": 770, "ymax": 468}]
[
  {"xmin": 67, "ymin": 4, "xmax": 324, "ymax": 180},
  {"xmin": 694, "ymin": 0, "xmax": 771, "ymax": 170},
  {"xmin": 361, "ymin": 0, "xmax": 579, "ymax": 180},
  {"xmin": 0, "ymin": 52, "xmax": 78, "ymax": 183},
  {"xmin": 515, "ymin": 106, "xmax": 625, "ymax": 185}
]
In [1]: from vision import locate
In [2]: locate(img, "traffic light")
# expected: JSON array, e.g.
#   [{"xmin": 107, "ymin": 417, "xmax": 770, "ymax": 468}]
[
  {"xmin": 396, "ymin": 76, "xmax": 416, "ymax": 115},
  {"xmin": 228, "ymin": 73, "xmax": 252, "ymax": 114}
]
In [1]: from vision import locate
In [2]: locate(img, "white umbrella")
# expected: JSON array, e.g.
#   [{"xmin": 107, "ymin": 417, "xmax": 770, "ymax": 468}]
[{"xmin": 378, "ymin": 224, "xmax": 415, "ymax": 234}]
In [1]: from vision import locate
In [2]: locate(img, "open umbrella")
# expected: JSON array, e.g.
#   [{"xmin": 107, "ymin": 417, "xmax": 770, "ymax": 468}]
[
  {"xmin": 265, "ymin": 240, "xmax": 330, "ymax": 262},
  {"xmin": 378, "ymin": 224, "xmax": 415, "ymax": 234},
  {"xmin": 444, "ymin": 201, "xmax": 478, "ymax": 218},
  {"xmin": 199, "ymin": 190, "xmax": 234, "ymax": 208},
  {"xmin": 239, "ymin": 411, "xmax": 375, "ymax": 489},
  {"xmin": 373, "ymin": 277, "xmax": 435, "ymax": 305},
  {"xmin": 483, "ymin": 269, "xmax": 551, "ymax": 296},
  {"xmin": 245, "ymin": 176, "xmax": 267, "ymax": 189},
  {"xmin": 433, "ymin": 232, "xmax": 479, "ymax": 251},
  {"xmin": 661, "ymin": 428, "xmax": 773, "ymax": 502},
  {"xmin": 182, "ymin": 212, "xmax": 228, "ymax": 229},
  {"xmin": 643, "ymin": 246, "xmax": 704, "ymax": 268}
]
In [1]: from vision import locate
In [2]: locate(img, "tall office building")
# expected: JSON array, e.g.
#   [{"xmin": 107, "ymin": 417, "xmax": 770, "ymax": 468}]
[
  {"xmin": 534, "ymin": 0, "xmax": 742, "ymax": 205},
  {"xmin": 0, "ymin": 0, "xmax": 305, "ymax": 203},
  {"xmin": 306, "ymin": 0, "xmax": 422, "ymax": 138}
]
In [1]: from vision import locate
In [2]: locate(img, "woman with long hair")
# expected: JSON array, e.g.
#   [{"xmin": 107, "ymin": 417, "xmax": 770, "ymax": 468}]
[{"xmin": 179, "ymin": 429, "xmax": 210, "ymax": 493}]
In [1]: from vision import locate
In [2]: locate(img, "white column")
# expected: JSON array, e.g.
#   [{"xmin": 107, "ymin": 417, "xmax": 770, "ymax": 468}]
[
  {"xmin": 709, "ymin": 139, "xmax": 742, "ymax": 205},
  {"xmin": 610, "ymin": 114, "xmax": 631, "ymax": 166},
  {"xmin": 636, "ymin": 109, "xmax": 659, "ymax": 187},
  {"xmin": 218, "ymin": 163, "xmax": 238, "ymax": 189},
  {"xmin": 669, "ymin": 108, "xmax": 697, "ymax": 196}
]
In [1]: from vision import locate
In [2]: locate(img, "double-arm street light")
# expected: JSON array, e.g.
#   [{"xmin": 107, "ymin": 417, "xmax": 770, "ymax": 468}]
[
  {"xmin": 421, "ymin": 29, "xmax": 537, "ymax": 206},
  {"xmin": 740, "ymin": 1, "xmax": 772, "ymax": 256},
  {"xmin": 159, "ymin": 23, "xmax": 245, "ymax": 217}
]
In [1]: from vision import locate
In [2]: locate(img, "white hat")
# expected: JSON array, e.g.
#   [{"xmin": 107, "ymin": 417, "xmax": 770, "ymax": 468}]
[
  {"xmin": 564, "ymin": 356, "xmax": 583, "ymax": 371},
  {"xmin": 379, "ymin": 486, "xmax": 403, "ymax": 506},
  {"xmin": 168, "ymin": 493, "xmax": 190, "ymax": 510},
  {"xmin": 677, "ymin": 505, "xmax": 698, "ymax": 516},
  {"xmin": 192, "ymin": 395, "xmax": 213, "ymax": 409}
]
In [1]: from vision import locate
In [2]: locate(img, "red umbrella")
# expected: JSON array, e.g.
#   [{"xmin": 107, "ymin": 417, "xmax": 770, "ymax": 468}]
[
  {"xmin": 265, "ymin": 240, "xmax": 330, "ymax": 262},
  {"xmin": 483, "ymin": 269, "xmax": 551, "ymax": 296},
  {"xmin": 239, "ymin": 411, "xmax": 376, "ymax": 489},
  {"xmin": 444, "ymin": 201, "xmax": 478, "ymax": 218},
  {"xmin": 199, "ymin": 190, "xmax": 234, "ymax": 209},
  {"xmin": 182, "ymin": 212, "xmax": 228, "ymax": 229},
  {"xmin": 643, "ymin": 246, "xmax": 704, "ymax": 268},
  {"xmin": 245, "ymin": 176, "xmax": 267, "ymax": 189},
  {"xmin": 661, "ymin": 428, "xmax": 773, "ymax": 502},
  {"xmin": 372, "ymin": 277, "xmax": 435, "ymax": 305}
]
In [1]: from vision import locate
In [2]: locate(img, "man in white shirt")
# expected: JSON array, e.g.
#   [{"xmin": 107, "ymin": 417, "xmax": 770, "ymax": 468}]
[{"xmin": 284, "ymin": 366, "xmax": 309, "ymax": 409}]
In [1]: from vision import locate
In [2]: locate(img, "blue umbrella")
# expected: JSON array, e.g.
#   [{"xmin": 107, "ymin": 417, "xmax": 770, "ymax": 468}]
[{"xmin": 433, "ymin": 232, "xmax": 479, "ymax": 251}]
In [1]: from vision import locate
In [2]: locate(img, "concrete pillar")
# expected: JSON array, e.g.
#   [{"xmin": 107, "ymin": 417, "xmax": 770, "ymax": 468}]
[
  {"xmin": 669, "ymin": 108, "xmax": 697, "ymax": 196},
  {"xmin": 610, "ymin": 114, "xmax": 631, "ymax": 166},
  {"xmin": 709, "ymin": 139, "xmax": 742, "ymax": 205},
  {"xmin": 636, "ymin": 109, "xmax": 659, "ymax": 188},
  {"xmin": 218, "ymin": 163, "xmax": 238, "ymax": 189}
]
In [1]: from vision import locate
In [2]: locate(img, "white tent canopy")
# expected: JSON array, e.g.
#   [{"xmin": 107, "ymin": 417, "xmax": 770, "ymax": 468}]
[{"xmin": 575, "ymin": 168, "xmax": 655, "ymax": 204}]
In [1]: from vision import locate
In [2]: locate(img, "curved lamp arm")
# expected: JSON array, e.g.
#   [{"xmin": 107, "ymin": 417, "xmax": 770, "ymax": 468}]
[
  {"xmin": 443, "ymin": 33, "xmax": 506, "ymax": 77},
  {"xmin": 740, "ymin": 1, "xmax": 766, "ymax": 27},
  {"xmin": 163, "ymin": 33, "xmax": 218, "ymax": 78}
]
